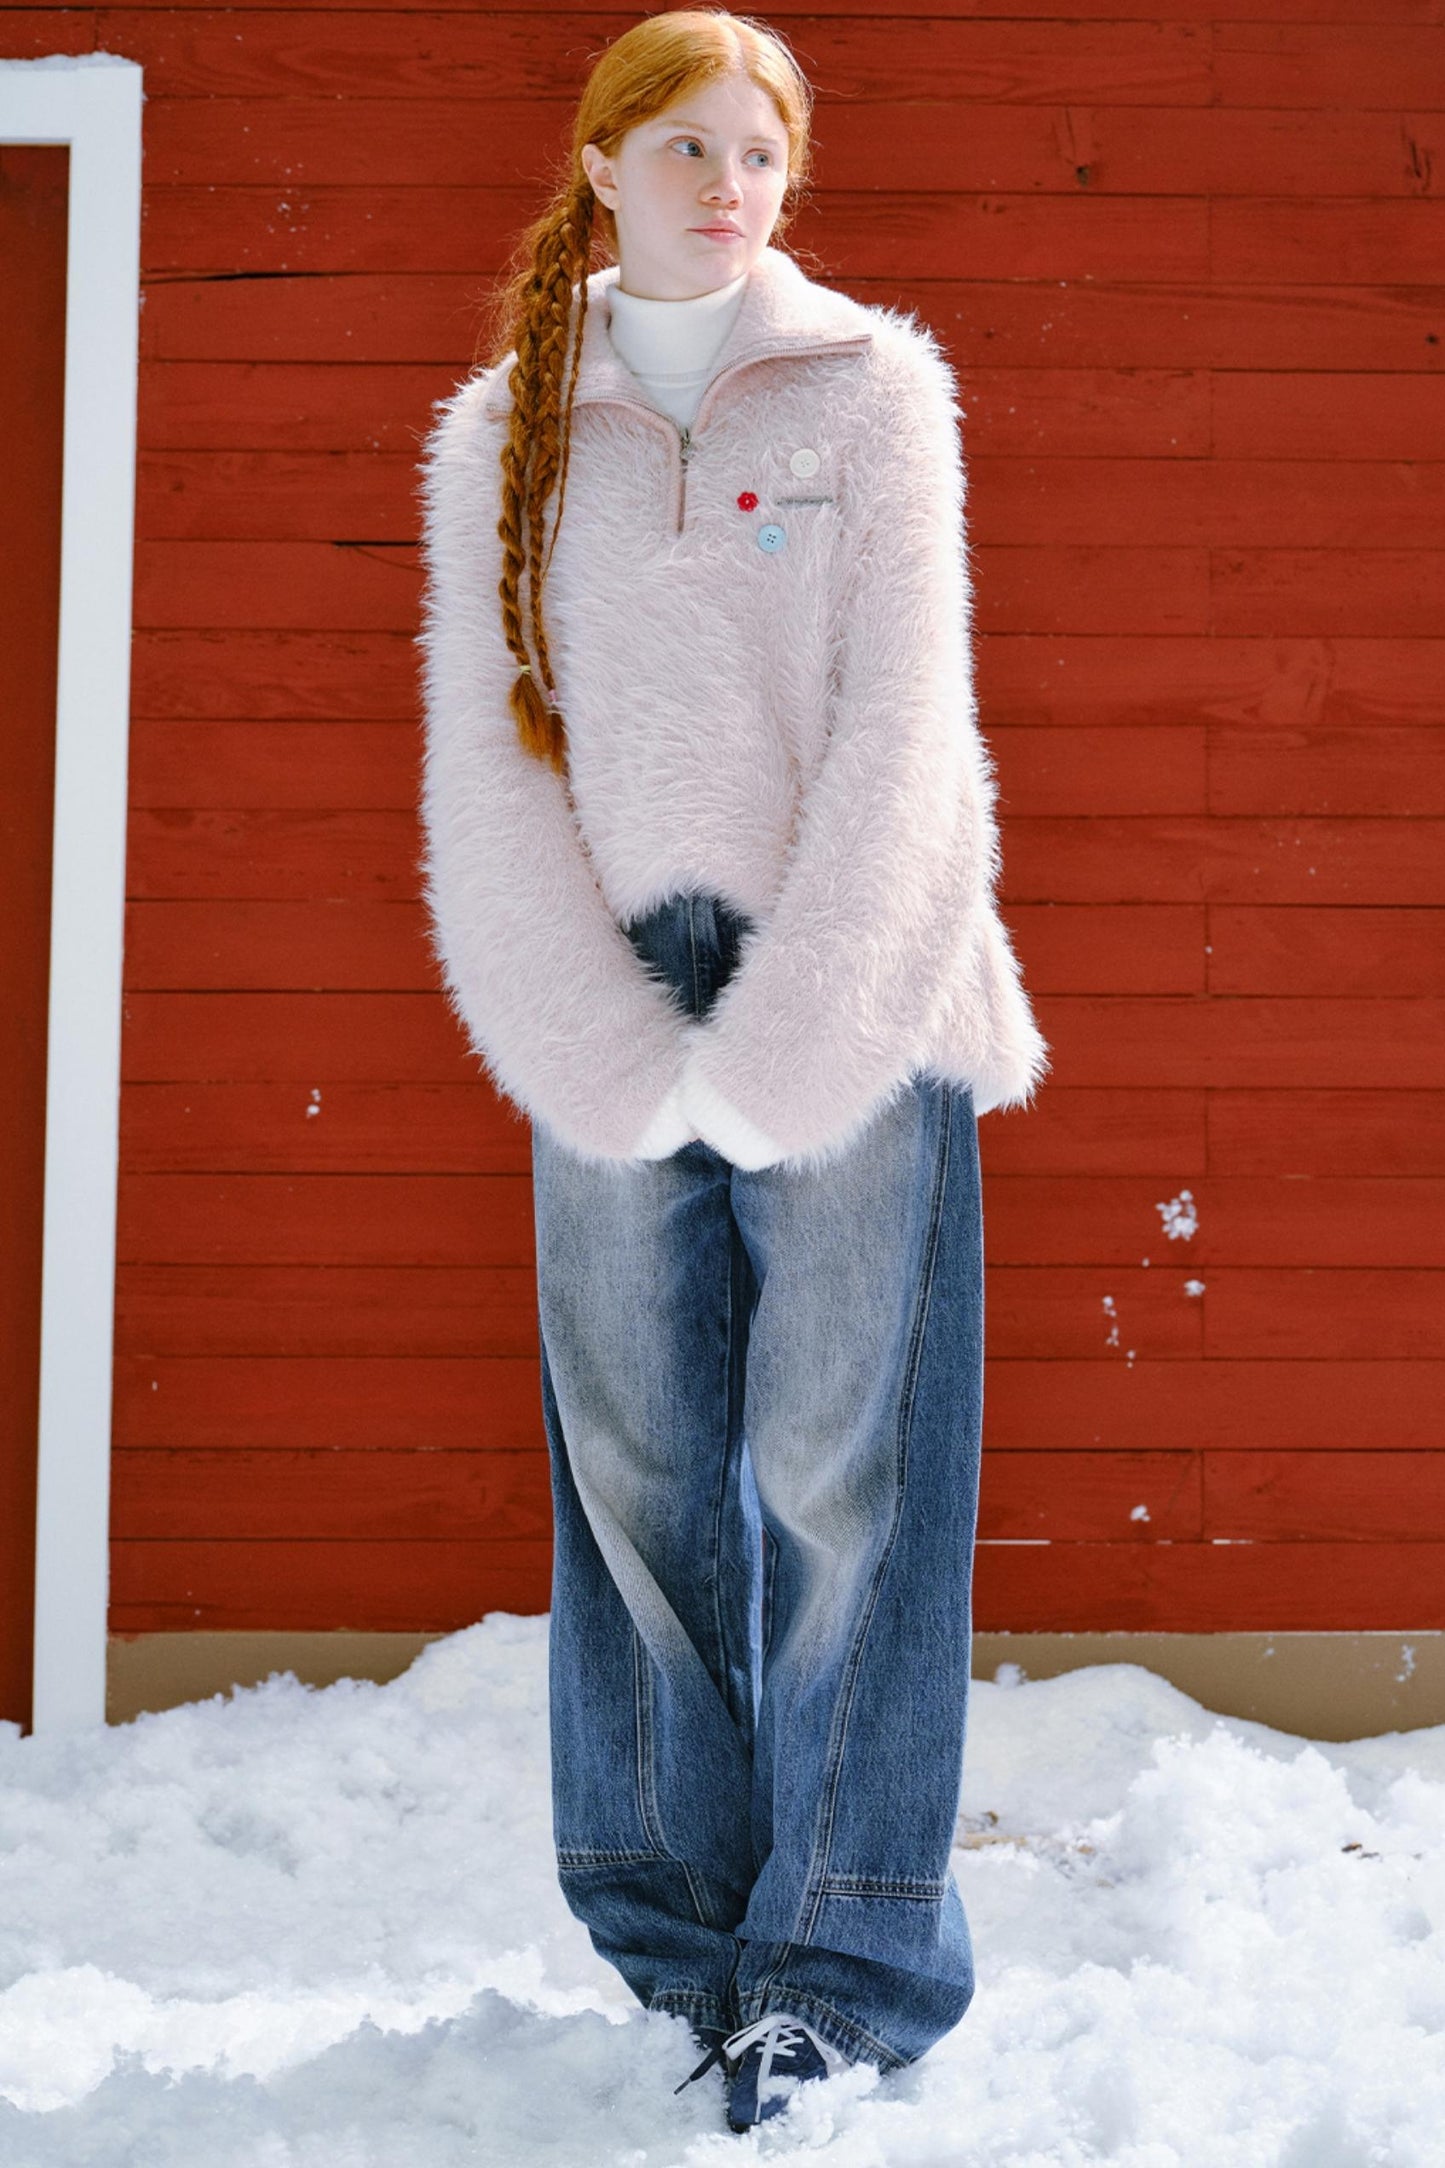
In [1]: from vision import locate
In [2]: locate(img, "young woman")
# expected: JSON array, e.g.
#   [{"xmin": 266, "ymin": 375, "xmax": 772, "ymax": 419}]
[{"xmin": 417, "ymin": 7, "xmax": 1047, "ymax": 2134}]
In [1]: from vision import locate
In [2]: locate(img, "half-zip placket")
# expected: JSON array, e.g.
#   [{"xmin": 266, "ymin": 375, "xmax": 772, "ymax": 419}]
[{"xmin": 575, "ymin": 335, "xmax": 871, "ymax": 537}]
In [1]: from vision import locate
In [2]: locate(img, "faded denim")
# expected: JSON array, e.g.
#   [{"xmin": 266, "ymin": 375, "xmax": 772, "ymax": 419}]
[{"xmin": 530, "ymin": 889, "xmax": 985, "ymax": 2074}]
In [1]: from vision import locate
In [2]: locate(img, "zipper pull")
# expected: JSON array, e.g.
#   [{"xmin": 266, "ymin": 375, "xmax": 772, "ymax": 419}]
[{"xmin": 679, "ymin": 425, "xmax": 693, "ymax": 463}]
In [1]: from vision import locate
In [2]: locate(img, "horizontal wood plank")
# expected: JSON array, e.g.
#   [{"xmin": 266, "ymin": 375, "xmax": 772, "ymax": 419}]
[
  {"xmin": 127, "ymin": 630, "xmax": 1445, "ymax": 733},
  {"xmin": 112, "ymin": 1170, "xmax": 1445, "ymax": 1267},
  {"xmin": 992, "ymin": 1265, "xmax": 1444, "ymax": 1362},
  {"xmin": 1214, "ymin": 25, "xmax": 1445, "ymax": 110},
  {"xmin": 1209, "ymin": 733, "xmax": 1445, "ymax": 820},
  {"xmin": 109, "ymin": 990, "xmax": 1391, "ymax": 1093},
  {"xmin": 977, "ymin": 460, "xmax": 1445, "ymax": 552},
  {"xmin": 137, "ymin": 98, "xmax": 1445, "ymax": 201},
  {"xmin": 124, "ymin": 901, "xmax": 436, "ymax": 990},
  {"xmin": 122, "ymin": 724, "xmax": 1445, "ymax": 833},
  {"xmin": 116, "ymin": 1265, "xmax": 539, "ymax": 1357},
  {"xmin": 1202, "ymin": 1270, "xmax": 1445, "ymax": 1359},
  {"xmin": 1211, "ymin": 551, "xmax": 1445, "ymax": 639},
  {"xmin": 985, "ymin": 1361, "xmax": 1444, "ymax": 1452},
  {"xmin": 1211, "ymin": 200, "xmax": 1445, "ymax": 283},
  {"xmin": 1033, "ymin": 995, "xmax": 1445, "ymax": 1086},
  {"xmin": 109, "ymin": 1444, "xmax": 1208, "ymax": 1544},
  {"xmin": 113, "ymin": 1445, "xmax": 553, "ymax": 1540},
  {"xmin": 121, "ymin": 993, "xmax": 472, "ymax": 1078},
  {"xmin": 131, "ymin": 629, "xmax": 421, "ymax": 720},
  {"xmin": 132, "ymin": 364, "xmax": 1230, "ymax": 462},
  {"xmin": 99, "ymin": 14, "xmax": 1218, "ymax": 107},
  {"xmin": 119, "ymin": 1080, "xmax": 522, "ymax": 1171},
  {"xmin": 126, "ymin": 812, "xmax": 421, "ymax": 901},
  {"xmin": 121, "ymin": 1079, "xmax": 1437, "ymax": 1180},
  {"xmin": 987, "ymin": 1086, "xmax": 1445, "ymax": 1183},
  {"xmin": 1207, "ymin": 907, "xmax": 1445, "ymax": 995},
  {"xmin": 139, "ymin": 721, "xmax": 1440, "ymax": 829},
  {"xmin": 139, "ymin": 186, "xmax": 1214, "ymax": 281},
  {"xmin": 124, "ymin": 816, "xmax": 1445, "ymax": 912},
  {"xmin": 1004, "ymin": 823, "xmax": 1445, "ymax": 904},
  {"xmin": 109, "ymin": 1260, "xmax": 1443, "ymax": 1365},
  {"xmin": 114, "ymin": 1358, "xmax": 542, "ymax": 1448},
  {"xmin": 128, "ymin": 721, "xmax": 420, "ymax": 808},
  {"xmin": 116, "ymin": 1171, "xmax": 544, "ymax": 1266},
  {"xmin": 982, "ymin": 638, "xmax": 1445, "ymax": 733},
  {"xmin": 971, "ymin": 1541, "xmax": 1445, "ymax": 1633},
  {"xmin": 1206, "ymin": 1090, "xmax": 1445, "ymax": 1176},
  {"xmin": 106, "ymin": 1536, "xmax": 1445, "ymax": 1636},
  {"xmin": 136, "ymin": 538, "xmax": 1380, "ymax": 639},
  {"xmin": 138, "ymin": 278, "xmax": 1445, "ymax": 374},
  {"xmin": 1213, "ymin": 375, "xmax": 1445, "ymax": 462},
  {"xmin": 1205, "ymin": 1451, "xmax": 1445, "ymax": 1541},
  {"xmin": 108, "ymin": 1537, "xmax": 552, "ymax": 1632},
  {"xmin": 133, "ymin": 448, "xmax": 1445, "ymax": 551},
  {"xmin": 25, "ymin": 0, "xmax": 1437, "ymax": 22}
]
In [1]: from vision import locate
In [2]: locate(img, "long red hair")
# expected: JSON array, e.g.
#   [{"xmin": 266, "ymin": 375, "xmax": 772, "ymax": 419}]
[{"xmin": 476, "ymin": 9, "xmax": 815, "ymax": 772}]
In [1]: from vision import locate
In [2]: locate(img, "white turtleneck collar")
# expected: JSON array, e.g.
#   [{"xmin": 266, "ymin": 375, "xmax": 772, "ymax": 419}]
[{"xmin": 606, "ymin": 267, "xmax": 750, "ymax": 431}]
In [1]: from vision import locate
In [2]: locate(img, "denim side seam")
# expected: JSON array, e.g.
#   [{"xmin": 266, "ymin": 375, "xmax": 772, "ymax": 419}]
[
  {"xmin": 710, "ymin": 1211, "xmax": 745, "ymax": 1741},
  {"xmin": 632, "ymin": 1620, "xmax": 718, "ymax": 1932},
  {"xmin": 792, "ymin": 1082, "xmax": 956, "ymax": 1948},
  {"xmin": 760, "ymin": 1527, "xmax": 779, "ymax": 1663}
]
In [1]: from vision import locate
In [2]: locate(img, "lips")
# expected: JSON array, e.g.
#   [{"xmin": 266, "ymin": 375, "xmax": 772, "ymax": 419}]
[{"xmin": 694, "ymin": 225, "xmax": 744, "ymax": 238}]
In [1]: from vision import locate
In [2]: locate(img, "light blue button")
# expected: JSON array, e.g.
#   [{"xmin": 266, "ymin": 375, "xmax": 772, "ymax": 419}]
[{"xmin": 757, "ymin": 523, "xmax": 787, "ymax": 553}]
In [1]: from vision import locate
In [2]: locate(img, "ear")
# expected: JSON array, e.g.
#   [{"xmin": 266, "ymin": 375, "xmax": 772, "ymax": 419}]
[{"xmin": 580, "ymin": 143, "xmax": 619, "ymax": 212}]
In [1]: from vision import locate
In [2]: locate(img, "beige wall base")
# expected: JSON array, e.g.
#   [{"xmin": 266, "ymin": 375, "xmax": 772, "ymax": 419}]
[
  {"xmin": 106, "ymin": 1629, "xmax": 1445, "ymax": 1741},
  {"xmin": 106, "ymin": 1631, "xmax": 442, "ymax": 1727},
  {"xmin": 970, "ymin": 1633, "xmax": 1445, "ymax": 1743}
]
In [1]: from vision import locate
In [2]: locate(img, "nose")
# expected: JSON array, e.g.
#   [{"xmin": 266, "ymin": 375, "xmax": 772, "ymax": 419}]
[{"xmin": 702, "ymin": 156, "xmax": 745, "ymax": 207}]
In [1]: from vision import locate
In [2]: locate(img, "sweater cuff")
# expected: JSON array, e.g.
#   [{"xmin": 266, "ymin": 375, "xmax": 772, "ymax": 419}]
[
  {"xmin": 631, "ymin": 1079, "xmax": 696, "ymax": 1161},
  {"xmin": 678, "ymin": 1060, "xmax": 786, "ymax": 1171}
]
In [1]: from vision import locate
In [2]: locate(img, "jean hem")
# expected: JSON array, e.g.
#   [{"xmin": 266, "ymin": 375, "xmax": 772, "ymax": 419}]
[{"xmin": 648, "ymin": 1987, "xmax": 737, "ymax": 2037}]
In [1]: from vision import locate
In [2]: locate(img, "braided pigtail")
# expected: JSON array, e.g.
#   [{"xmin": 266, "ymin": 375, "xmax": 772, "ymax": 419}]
[{"xmin": 490, "ymin": 188, "xmax": 596, "ymax": 774}]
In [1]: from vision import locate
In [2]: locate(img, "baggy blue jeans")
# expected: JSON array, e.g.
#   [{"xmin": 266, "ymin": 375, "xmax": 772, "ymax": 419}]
[{"xmin": 530, "ymin": 890, "xmax": 985, "ymax": 2074}]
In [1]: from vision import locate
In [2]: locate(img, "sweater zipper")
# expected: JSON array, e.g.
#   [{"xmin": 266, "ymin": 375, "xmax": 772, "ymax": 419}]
[
  {"xmin": 581, "ymin": 334, "xmax": 871, "ymax": 535},
  {"xmin": 677, "ymin": 422, "xmax": 694, "ymax": 530}
]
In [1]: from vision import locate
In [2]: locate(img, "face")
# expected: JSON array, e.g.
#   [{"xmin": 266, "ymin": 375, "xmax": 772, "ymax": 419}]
[{"xmin": 581, "ymin": 71, "xmax": 791, "ymax": 300}]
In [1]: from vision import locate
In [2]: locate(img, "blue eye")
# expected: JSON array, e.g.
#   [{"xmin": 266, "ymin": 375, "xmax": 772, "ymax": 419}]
[{"xmin": 670, "ymin": 138, "xmax": 777, "ymax": 166}]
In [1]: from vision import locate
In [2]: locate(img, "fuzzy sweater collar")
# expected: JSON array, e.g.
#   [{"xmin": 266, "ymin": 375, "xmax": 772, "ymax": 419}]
[{"xmin": 479, "ymin": 245, "xmax": 874, "ymax": 419}]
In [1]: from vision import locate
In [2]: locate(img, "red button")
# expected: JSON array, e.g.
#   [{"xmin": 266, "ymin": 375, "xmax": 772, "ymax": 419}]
[{"xmin": 737, "ymin": 490, "xmax": 758, "ymax": 511}]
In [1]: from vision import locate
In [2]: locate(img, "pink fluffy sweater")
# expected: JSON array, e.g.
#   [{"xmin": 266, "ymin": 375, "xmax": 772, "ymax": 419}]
[{"xmin": 416, "ymin": 244, "xmax": 1049, "ymax": 1173}]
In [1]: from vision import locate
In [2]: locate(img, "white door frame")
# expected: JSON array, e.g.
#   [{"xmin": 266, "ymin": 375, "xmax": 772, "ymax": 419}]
[{"xmin": 0, "ymin": 56, "xmax": 142, "ymax": 1733}]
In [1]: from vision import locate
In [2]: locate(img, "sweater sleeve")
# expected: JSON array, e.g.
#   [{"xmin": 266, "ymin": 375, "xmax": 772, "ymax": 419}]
[
  {"xmin": 679, "ymin": 324, "xmax": 1019, "ymax": 1169},
  {"xmin": 416, "ymin": 369, "xmax": 699, "ymax": 1162}
]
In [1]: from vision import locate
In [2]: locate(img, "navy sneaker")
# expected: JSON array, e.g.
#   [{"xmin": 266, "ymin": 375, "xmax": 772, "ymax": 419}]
[{"xmin": 675, "ymin": 2009, "xmax": 850, "ymax": 2129}]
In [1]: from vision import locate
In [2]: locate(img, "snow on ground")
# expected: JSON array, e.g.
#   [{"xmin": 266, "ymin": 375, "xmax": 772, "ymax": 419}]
[{"xmin": 1, "ymin": 1616, "xmax": 1442, "ymax": 2167}]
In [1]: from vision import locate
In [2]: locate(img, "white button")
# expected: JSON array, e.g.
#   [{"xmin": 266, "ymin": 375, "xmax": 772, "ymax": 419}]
[{"xmin": 789, "ymin": 447, "xmax": 821, "ymax": 478}]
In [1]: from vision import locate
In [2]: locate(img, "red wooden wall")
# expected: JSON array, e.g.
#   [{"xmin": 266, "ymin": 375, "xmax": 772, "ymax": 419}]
[{"xmin": 4, "ymin": 3, "xmax": 1440, "ymax": 1639}]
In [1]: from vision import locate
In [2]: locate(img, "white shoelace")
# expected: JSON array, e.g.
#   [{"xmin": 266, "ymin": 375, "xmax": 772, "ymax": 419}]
[{"xmin": 721, "ymin": 2010, "xmax": 850, "ymax": 2098}]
